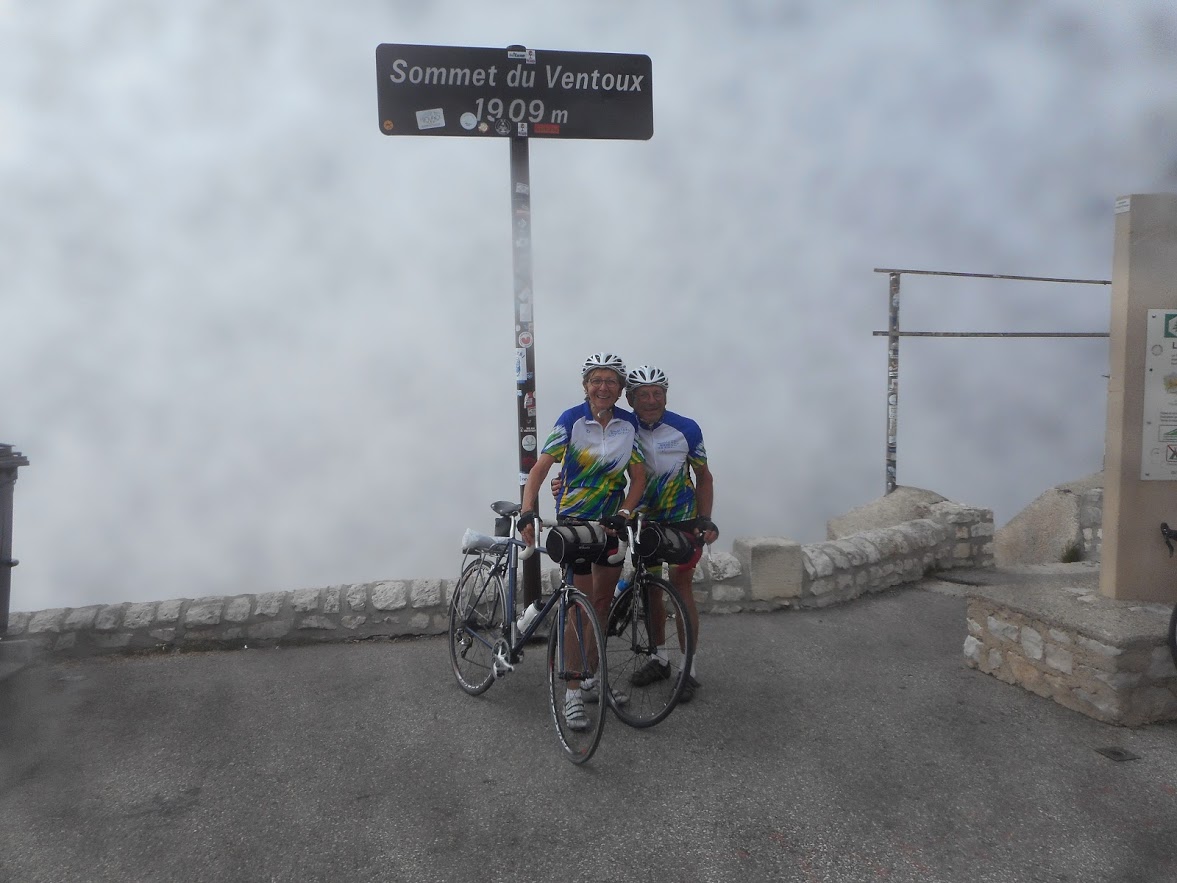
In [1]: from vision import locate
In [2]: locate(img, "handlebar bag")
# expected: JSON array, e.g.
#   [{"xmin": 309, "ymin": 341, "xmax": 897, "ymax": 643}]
[
  {"xmin": 546, "ymin": 523, "xmax": 608, "ymax": 567},
  {"xmin": 636, "ymin": 523, "xmax": 695, "ymax": 565}
]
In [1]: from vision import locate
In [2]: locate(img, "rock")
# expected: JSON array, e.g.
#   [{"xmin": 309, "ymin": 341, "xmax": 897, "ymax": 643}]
[
  {"xmin": 995, "ymin": 479, "xmax": 1094, "ymax": 566},
  {"xmin": 826, "ymin": 486, "xmax": 948, "ymax": 540}
]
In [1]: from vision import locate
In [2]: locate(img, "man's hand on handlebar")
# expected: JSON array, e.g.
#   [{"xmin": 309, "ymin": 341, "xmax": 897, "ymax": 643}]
[
  {"xmin": 601, "ymin": 513, "xmax": 629, "ymax": 533},
  {"xmin": 696, "ymin": 517, "xmax": 719, "ymax": 545},
  {"xmin": 519, "ymin": 510, "xmax": 541, "ymax": 547}
]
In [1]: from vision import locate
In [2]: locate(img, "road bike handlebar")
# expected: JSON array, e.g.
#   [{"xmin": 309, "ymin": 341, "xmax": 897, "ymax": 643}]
[
  {"xmin": 610, "ymin": 512, "xmax": 641, "ymax": 565},
  {"xmin": 519, "ymin": 511, "xmax": 635, "ymax": 567},
  {"xmin": 460, "ymin": 519, "xmax": 537, "ymax": 560}
]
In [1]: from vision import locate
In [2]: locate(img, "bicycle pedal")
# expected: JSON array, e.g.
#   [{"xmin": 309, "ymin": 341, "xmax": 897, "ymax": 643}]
[{"xmin": 492, "ymin": 652, "xmax": 515, "ymax": 678}]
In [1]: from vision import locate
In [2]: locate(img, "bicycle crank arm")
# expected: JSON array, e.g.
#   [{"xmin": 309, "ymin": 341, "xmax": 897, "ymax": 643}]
[{"xmin": 492, "ymin": 644, "xmax": 515, "ymax": 678}]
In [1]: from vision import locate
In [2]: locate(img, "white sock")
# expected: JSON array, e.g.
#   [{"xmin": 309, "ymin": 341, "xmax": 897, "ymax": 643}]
[
  {"xmin": 566, "ymin": 688, "xmax": 580, "ymax": 702},
  {"xmin": 655, "ymin": 646, "xmax": 668, "ymax": 664}
]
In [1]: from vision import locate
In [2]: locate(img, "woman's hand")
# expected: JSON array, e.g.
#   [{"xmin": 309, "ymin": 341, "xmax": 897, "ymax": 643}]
[{"xmin": 519, "ymin": 511, "xmax": 541, "ymax": 547}]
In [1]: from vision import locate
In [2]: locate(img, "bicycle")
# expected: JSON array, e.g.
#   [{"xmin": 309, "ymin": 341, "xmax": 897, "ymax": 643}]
[
  {"xmin": 448, "ymin": 501, "xmax": 609, "ymax": 764},
  {"xmin": 1162, "ymin": 522, "xmax": 1177, "ymax": 672},
  {"xmin": 603, "ymin": 512, "xmax": 696, "ymax": 728}
]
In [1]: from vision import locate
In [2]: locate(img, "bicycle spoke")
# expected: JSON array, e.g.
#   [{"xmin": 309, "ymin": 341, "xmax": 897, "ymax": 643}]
[
  {"xmin": 605, "ymin": 575, "xmax": 693, "ymax": 728},
  {"xmin": 448, "ymin": 560, "xmax": 507, "ymax": 696}
]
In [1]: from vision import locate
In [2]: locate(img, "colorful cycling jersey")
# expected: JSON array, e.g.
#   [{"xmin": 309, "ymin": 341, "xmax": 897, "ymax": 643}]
[
  {"xmin": 543, "ymin": 401, "xmax": 644, "ymax": 520},
  {"xmin": 636, "ymin": 410, "xmax": 707, "ymax": 523}
]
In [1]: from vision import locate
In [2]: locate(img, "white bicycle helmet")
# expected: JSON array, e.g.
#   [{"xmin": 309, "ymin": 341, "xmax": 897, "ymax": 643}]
[
  {"xmin": 626, "ymin": 365, "xmax": 669, "ymax": 390},
  {"xmin": 581, "ymin": 352, "xmax": 627, "ymax": 381}
]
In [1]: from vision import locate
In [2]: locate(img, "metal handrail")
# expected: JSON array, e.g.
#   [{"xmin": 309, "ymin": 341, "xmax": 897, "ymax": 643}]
[
  {"xmin": 873, "ymin": 331, "xmax": 1106, "ymax": 338},
  {"xmin": 876, "ymin": 268, "xmax": 1110, "ymax": 494},
  {"xmin": 874, "ymin": 267, "xmax": 1112, "ymax": 285}
]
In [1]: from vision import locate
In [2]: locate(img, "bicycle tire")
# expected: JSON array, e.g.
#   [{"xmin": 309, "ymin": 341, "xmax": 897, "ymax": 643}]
[
  {"xmin": 547, "ymin": 590, "xmax": 607, "ymax": 764},
  {"xmin": 1169, "ymin": 603, "xmax": 1177, "ymax": 674},
  {"xmin": 605, "ymin": 574, "xmax": 694, "ymax": 728},
  {"xmin": 448, "ymin": 557, "xmax": 507, "ymax": 696}
]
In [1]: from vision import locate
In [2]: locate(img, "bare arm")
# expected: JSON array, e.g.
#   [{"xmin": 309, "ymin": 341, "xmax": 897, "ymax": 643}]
[
  {"xmin": 619, "ymin": 462, "xmax": 647, "ymax": 514},
  {"xmin": 520, "ymin": 452, "xmax": 557, "ymax": 545}
]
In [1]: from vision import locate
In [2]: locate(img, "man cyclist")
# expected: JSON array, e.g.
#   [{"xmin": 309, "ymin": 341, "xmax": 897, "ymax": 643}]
[{"xmin": 622, "ymin": 365, "xmax": 718, "ymax": 703}]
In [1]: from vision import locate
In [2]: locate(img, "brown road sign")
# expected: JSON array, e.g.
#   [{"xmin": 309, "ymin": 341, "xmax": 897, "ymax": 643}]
[{"xmin": 376, "ymin": 43, "xmax": 653, "ymax": 140}]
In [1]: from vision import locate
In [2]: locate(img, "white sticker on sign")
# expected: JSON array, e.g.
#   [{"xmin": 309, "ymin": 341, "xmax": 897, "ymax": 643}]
[{"xmin": 416, "ymin": 108, "xmax": 445, "ymax": 130}]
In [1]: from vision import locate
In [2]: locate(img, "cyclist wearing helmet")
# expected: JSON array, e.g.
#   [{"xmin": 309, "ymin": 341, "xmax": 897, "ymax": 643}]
[
  {"xmin": 520, "ymin": 352, "xmax": 647, "ymax": 726},
  {"xmin": 624, "ymin": 364, "xmax": 717, "ymax": 703}
]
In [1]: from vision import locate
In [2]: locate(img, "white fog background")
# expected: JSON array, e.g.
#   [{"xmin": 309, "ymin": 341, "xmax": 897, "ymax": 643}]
[{"xmin": 3, "ymin": 1, "xmax": 1175, "ymax": 612}]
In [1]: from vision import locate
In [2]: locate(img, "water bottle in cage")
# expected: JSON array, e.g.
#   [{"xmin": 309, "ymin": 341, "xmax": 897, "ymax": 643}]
[
  {"xmin": 608, "ymin": 572, "xmax": 633, "ymax": 636},
  {"xmin": 516, "ymin": 600, "xmax": 542, "ymax": 634}
]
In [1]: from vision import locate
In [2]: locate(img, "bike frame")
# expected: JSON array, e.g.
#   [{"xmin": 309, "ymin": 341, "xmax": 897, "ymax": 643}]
[
  {"xmin": 623, "ymin": 514, "xmax": 690, "ymax": 652},
  {"xmin": 459, "ymin": 517, "xmax": 592, "ymax": 682}
]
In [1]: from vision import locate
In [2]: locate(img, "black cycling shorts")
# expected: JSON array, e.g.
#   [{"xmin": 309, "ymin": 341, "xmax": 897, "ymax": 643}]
[{"xmin": 665, "ymin": 519, "xmax": 704, "ymax": 570}]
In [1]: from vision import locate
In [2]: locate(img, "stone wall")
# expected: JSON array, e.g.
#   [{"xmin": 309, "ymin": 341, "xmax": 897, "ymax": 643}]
[
  {"xmin": 2, "ymin": 502, "xmax": 995, "ymax": 660},
  {"xmin": 2, "ymin": 580, "xmax": 460, "ymax": 658},
  {"xmin": 963, "ymin": 578, "xmax": 1176, "ymax": 726},
  {"xmin": 799, "ymin": 502, "xmax": 994, "ymax": 609}
]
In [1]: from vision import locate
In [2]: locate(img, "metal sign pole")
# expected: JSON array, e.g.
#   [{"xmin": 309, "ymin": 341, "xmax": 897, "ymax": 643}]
[
  {"xmin": 0, "ymin": 445, "xmax": 29, "ymax": 635},
  {"xmin": 885, "ymin": 272, "xmax": 900, "ymax": 494},
  {"xmin": 509, "ymin": 131, "xmax": 541, "ymax": 605}
]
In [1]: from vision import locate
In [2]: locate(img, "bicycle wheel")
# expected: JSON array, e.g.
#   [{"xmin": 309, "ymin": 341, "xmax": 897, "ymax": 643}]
[
  {"xmin": 448, "ymin": 558, "xmax": 507, "ymax": 696},
  {"xmin": 547, "ymin": 590, "xmax": 607, "ymax": 764},
  {"xmin": 605, "ymin": 574, "xmax": 694, "ymax": 728},
  {"xmin": 1169, "ymin": 603, "xmax": 1177, "ymax": 673}
]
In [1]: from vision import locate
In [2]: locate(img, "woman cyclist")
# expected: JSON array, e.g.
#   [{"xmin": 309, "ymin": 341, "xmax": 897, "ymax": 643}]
[{"xmin": 520, "ymin": 352, "xmax": 647, "ymax": 729}]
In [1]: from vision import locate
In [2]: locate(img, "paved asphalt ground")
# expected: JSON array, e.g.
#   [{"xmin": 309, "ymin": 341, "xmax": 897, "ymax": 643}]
[{"xmin": 2, "ymin": 582, "xmax": 1176, "ymax": 883}]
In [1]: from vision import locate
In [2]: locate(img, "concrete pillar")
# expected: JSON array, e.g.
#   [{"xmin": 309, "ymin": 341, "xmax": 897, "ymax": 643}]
[
  {"xmin": 1100, "ymin": 193, "xmax": 1177, "ymax": 601},
  {"xmin": 732, "ymin": 537, "xmax": 803, "ymax": 601}
]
